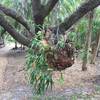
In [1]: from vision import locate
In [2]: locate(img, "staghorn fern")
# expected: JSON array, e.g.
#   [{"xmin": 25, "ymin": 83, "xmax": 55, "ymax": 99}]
[{"xmin": 26, "ymin": 31, "xmax": 53, "ymax": 95}]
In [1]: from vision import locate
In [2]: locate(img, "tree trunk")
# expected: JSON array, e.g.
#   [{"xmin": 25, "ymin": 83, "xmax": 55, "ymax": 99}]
[
  {"xmin": 0, "ymin": 29, "xmax": 5, "ymax": 46},
  {"xmin": 91, "ymin": 33, "xmax": 100, "ymax": 64},
  {"xmin": 82, "ymin": 11, "xmax": 94, "ymax": 71},
  {"xmin": 34, "ymin": 15, "xmax": 44, "ymax": 33},
  {"xmin": 15, "ymin": 41, "xmax": 18, "ymax": 49}
]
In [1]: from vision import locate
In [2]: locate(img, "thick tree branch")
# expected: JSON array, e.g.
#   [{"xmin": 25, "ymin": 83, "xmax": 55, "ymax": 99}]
[
  {"xmin": 0, "ymin": 4, "xmax": 32, "ymax": 35},
  {"xmin": 0, "ymin": 12, "xmax": 30, "ymax": 46},
  {"xmin": 32, "ymin": 0, "xmax": 44, "ymax": 23},
  {"xmin": 53, "ymin": 0, "xmax": 100, "ymax": 34},
  {"xmin": 32, "ymin": 0, "xmax": 41, "ymax": 16},
  {"xmin": 42, "ymin": 0, "xmax": 59, "ymax": 18},
  {"xmin": 32, "ymin": 0, "xmax": 58, "ymax": 18},
  {"xmin": 32, "ymin": 0, "xmax": 44, "ymax": 33}
]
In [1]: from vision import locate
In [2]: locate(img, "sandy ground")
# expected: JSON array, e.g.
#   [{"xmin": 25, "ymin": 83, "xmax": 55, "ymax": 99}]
[
  {"xmin": 0, "ymin": 43, "xmax": 100, "ymax": 99},
  {"xmin": 0, "ymin": 52, "xmax": 7, "ymax": 90},
  {"xmin": 0, "ymin": 44, "xmax": 33, "ymax": 100}
]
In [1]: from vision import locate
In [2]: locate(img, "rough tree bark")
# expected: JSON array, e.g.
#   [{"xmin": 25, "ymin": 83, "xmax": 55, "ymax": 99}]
[{"xmin": 82, "ymin": 11, "xmax": 94, "ymax": 71}]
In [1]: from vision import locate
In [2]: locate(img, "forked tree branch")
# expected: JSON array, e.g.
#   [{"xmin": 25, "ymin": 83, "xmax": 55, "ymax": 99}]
[
  {"xmin": 42, "ymin": 0, "xmax": 59, "ymax": 18},
  {"xmin": 0, "ymin": 12, "xmax": 30, "ymax": 46},
  {"xmin": 0, "ymin": 4, "xmax": 32, "ymax": 35}
]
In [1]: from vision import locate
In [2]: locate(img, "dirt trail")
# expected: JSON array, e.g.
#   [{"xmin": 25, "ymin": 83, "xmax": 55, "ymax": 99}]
[
  {"xmin": 0, "ymin": 49, "xmax": 8, "ymax": 90},
  {"xmin": 0, "ymin": 45, "xmax": 33, "ymax": 100}
]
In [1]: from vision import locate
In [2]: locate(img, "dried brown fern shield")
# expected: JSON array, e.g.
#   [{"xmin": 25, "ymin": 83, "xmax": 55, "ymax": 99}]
[{"xmin": 45, "ymin": 41, "xmax": 75, "ymax": 71}]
